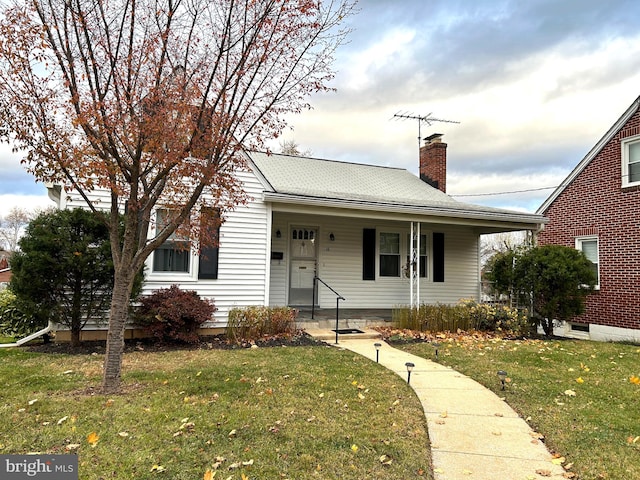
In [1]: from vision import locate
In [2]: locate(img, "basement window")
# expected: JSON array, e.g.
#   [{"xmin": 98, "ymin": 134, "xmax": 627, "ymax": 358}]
[{"xmin": 569, "ymin": 323, "xmax": 590, "ymax": 333}]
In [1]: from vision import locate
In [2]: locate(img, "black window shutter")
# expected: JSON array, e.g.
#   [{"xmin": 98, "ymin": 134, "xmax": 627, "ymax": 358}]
[
  {"xmin": 198, "ymin": 208, "xmax": 220, "ymax": 279},
  {"xmin": 433, "ymin": 232, "xmax": 445, "ymax": 282},
  {"xmin": 198, "ymin": 246, "xmax": 219, "ymax": 279},
  {"xmin": 362, "ymin": 228, "xmax": 376, "ymax": 280}
]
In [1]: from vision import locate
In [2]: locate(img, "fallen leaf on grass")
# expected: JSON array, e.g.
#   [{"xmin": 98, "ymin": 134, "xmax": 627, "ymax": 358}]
[
  {"xmin": 57, "ymin": 416, "xmax": 68, "ymax": 425},
  {"xmin": 28, "ymin": 399, "xmax": 38, "ymax": 406},
  {"xmin": 228, "ymin": 429, "xmax": 237, "ymax": 438},
  {"xmin": 86, "ymin": 432, "xmax": 99, "ymax": 447},
  {"xmin": 564, "ymin": 390, "xmax": 576, "ymax": 397},
  {"xmin": 379, "ymin": 454, "xmax": 392, "ymax": 465},
  {"xmin": 65, "ymin": 444, "xmax": 81, "ymax": 451},
  {"xmin": 350, "ymin": 444, "xmax": 358, "ymax": 453},
  {"xmin": 575, "ymin": 377, "xmax": 584, "ymax": 384},
  {"xmin": 117, "ymin": 432, "xmax": 129, "ymax": 438},
  {"xmin": 551, "ymin": 456, "xmax": 566, "ymax": 465},
  {"xmin": 150, "ymin": 464, "xmax": 166, "ymax": 473},
  {"xmin": 630, "ymin": 375, "xmax": 640, "ymax": 385},
  {"xmin": 203, "ymin": 469, "xmax": 215, "ymax": 480},
  {"xmin": 627, "ymin": 436, "xmax": 640, "ymax": 444}
]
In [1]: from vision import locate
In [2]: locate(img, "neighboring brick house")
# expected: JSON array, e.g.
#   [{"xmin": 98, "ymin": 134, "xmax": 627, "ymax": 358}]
[
  {"xmin": 536, "ymin": 95, "xmax": 640, "ymax": 342},
  {"xmin": 0, "ymin": 253, "xmax": 10, "ymax": 288}
]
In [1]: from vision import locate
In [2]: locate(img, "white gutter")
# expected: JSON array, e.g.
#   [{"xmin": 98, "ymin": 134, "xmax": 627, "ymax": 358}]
[
  {"xmin": 263, "ymin": 192, "xmax": 547, "ymax": 226},
  {"xmin": 0, "ymin": 321, "xmax": 55, "ymax": 348}
]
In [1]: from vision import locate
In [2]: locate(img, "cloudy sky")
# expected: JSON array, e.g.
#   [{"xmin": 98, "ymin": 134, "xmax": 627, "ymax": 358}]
[{"xmin": 2, "ymin": 0, "xmax": 640, "ymax": 216}]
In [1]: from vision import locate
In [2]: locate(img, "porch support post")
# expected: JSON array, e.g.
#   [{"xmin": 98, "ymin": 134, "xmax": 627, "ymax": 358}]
[{"xmin": 410, "ymin": 222, "xmax": 420, "ymax": 309}]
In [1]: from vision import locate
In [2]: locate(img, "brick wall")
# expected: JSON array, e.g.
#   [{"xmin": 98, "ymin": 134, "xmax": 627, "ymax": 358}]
[{"xmin": 538, "ymin": 109, "xmax": 640, "ymax": 331}]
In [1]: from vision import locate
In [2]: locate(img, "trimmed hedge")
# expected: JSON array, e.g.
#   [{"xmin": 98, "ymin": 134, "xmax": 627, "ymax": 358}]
[
  {"xmin": 136, "ymin": 285, "xmax": 216, "ymax": 343},
  {"xmin": 227, "ymin": 306, "xmax": 297, "ymax": 344}
]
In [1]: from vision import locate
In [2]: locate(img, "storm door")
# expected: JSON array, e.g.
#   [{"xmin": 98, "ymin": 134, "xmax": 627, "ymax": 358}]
[{"xmin": 288, "ymin": 227, "xmax": 318, "ymax": 306}]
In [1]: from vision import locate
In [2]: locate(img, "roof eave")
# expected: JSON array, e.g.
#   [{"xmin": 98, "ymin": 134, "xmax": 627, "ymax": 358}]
[{"xmin": 263, "ymin": 192, "xmax": 547, "ymax": 228}]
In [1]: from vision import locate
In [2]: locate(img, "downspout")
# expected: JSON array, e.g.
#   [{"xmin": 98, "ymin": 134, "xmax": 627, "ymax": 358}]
[{"xmin": 0, "ymin": 321, "xmax": 55, "ymax": 348}]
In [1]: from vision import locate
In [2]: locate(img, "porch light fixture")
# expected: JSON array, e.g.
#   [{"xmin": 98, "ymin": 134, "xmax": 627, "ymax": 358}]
[
  {"xmin": 275, "ymin": 229, "xmax": 281, "ymax": 238},
  {"xmin": 497, "ymin": 370, "xmax": 508, "ymax": 390},
  {"xmin": 405, "ymin": 362, "xmax": 415, "ymax": 384},
  {"xmin": 432, "ymin": 342, "xmax": 440, "ymax": 360},
  {"xmin": 374, "ymin": 343, "xmax": 381, "ymax": 363},
  {"xmin": 329, "ymin": 232, "xmax": 335, "ymax": 241}
]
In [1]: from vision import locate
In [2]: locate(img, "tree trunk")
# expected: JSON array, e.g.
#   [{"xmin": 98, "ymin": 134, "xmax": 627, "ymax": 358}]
[
  {"xmin": 102, "ymin": 271, "xmax": 135, "ymax": 393},
  {"xmin": 71, "ymin": 327, "xmax": 81, "ymax": 348}
]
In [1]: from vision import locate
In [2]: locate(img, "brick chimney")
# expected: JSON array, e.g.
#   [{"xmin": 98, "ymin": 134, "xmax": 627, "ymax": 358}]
[{"xmin": 419, "ymin": 133, "xmax": 447, "ymax": 192}]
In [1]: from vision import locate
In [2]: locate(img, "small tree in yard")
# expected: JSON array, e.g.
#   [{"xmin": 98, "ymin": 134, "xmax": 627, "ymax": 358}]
[
  {"xmin": 486, "ymin": 245, "xmax": 597, "ymax": 336},
  {"xmin": 10, "ymin": 209, "xmax": 143, "ymax": 347},
  {"xmin": 0, "ymin": 0, "xmax": 355, "ymax": 392}
]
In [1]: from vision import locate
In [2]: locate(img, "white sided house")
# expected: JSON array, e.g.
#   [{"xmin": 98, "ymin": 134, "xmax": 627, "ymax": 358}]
[{"xmin": 47, "ymin": 135, "xmax": 546, "ymax": 338}]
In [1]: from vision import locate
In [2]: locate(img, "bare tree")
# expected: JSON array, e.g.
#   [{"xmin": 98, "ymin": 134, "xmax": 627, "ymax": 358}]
[
  {"xmin": 0, "ymin": 0, "xmax": 356, "ymax": 393},
  {"xmin": 279, "ymin": 138, "xmax": 312, "ymax": 156},
  {"xmin": 0, "ymin": 207, "xmax": 32, "ymax": 252}
]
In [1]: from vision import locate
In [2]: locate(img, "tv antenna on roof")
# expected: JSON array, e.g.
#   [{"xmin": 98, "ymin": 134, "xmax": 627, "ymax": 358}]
[{"xmin": 392, "ymin": 112, "xmax": 460, "ymax": 152}]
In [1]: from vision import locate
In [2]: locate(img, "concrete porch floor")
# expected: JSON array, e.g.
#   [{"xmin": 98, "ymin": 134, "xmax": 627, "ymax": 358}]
[{"xmin": 296, "ymin": 308, "xmax": 392, "ymax": 341}]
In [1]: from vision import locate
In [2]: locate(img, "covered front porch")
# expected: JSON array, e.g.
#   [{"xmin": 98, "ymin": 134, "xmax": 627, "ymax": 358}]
[{"xmin": 267, "ymin": 209, "xmax": 487, "ymax": 312}]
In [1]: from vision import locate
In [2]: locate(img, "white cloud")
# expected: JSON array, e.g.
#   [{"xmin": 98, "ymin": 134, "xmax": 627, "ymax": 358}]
[{"xmin": 0, "ymin": 192, "xmax": 53, "ymax": 218}]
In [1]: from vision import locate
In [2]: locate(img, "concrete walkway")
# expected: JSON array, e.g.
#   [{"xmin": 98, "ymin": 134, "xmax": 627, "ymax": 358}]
[{"xmin": 324, "ymin": 334, "xmax": 567, "ymax": 480}]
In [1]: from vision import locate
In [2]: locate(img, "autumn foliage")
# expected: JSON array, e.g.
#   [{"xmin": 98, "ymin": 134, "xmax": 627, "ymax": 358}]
[
  {"xmin": 136, "ymin": 285, "xmax": 216, "ymax": 343},
  {"xmin": 0, "ymin": 0, "xmax": 355, "ymax": 392}
]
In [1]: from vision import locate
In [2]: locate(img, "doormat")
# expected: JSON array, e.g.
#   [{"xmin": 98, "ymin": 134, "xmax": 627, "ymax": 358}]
[{"xmin": 332, "ymin": 328, "xmax": 364, "ymax": 334}]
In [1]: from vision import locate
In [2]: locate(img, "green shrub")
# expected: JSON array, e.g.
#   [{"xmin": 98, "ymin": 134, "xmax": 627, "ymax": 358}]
[
  {"xmin": 226, "ymin": 306, "xmax": 297, "ymax": 344},
  {"xmin": 393, "ymin": 299, "xmax": 531, "ymax": 337},
  {"xmin": 135, "ymin": 285, "xmax": 216, "ymax": 343},
  {"xmin": 0, "ymin": 288, "xmax": 39, "ymax": 338}
]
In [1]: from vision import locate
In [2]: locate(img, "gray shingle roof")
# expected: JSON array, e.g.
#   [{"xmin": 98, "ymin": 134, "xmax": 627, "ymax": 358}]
[{"xmin": 250, "ymin": 151, "xmax": 457, "ymax": 207}]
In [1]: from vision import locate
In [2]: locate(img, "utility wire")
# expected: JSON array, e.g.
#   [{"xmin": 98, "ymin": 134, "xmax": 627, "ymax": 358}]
[{"xmin": 450, "ymin": 185, "xmax": 558, "ymax": 197}]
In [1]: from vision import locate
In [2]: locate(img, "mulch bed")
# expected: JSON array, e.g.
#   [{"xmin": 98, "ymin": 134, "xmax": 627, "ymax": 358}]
[{"xmin": 25, "ymin": 330, "xmax": 323, "ymax": 355}]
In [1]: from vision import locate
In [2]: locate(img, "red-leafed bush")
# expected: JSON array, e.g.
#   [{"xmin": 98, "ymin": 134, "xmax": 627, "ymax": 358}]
[{"xmin": 136, "ymin": 285, "xmax": 216, "ymax": 343}]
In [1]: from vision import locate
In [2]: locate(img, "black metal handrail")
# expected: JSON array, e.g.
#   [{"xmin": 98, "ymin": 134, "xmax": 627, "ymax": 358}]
[{"xmin": 312, "ymin": 276, "xmax": 346, "ymax": 344}]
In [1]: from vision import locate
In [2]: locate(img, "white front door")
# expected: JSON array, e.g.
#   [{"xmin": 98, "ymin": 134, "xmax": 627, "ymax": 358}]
[{"xmin": 289, "ymin": 227, "xmax": 318, "ymax": 306}]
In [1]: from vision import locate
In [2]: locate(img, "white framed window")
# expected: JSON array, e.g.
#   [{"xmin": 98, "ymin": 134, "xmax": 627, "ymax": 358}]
[
  {"xmin": 152, "ymin": 209, "xmax": 191, "ymax": 273},
  {"xmin": 379, "ymin": 232, "xmax": 400, "ymax": 277},
  {"xmin": 575, "ymin": 236, "xmax": 599, "ymax": 288},
  {"xmin": 621, "ymin": 135, "xmax": 640, "ymax": 187},
  {"xmin": 406, "ymin": 233, "xmax": 428, "ymax": 278}
]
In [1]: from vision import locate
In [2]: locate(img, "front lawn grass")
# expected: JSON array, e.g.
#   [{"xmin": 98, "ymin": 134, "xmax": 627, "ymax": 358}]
[
  {"xmin": 395, "ymin": 335, "xmax": 640, "ymax": 480},
  {"xmin": 0, "ymin": 344, "xmax": 432, "ymax": 479}
]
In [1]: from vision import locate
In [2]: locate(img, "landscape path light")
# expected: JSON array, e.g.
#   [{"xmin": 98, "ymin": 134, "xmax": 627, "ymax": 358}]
[
  {"xmin": 405, "ymin": 362, "xmax": 415, "ymax": 385},
  {"xmin": 374, "ymin": 343, "xmax": 381, "ymax": 363},
  {"xmin": 432, "ymin": 342, "xmax": 441, "ymax": 360},
  {"xmin": 497, "ymin": 370, "xmax": 508, "ymax": 390}
]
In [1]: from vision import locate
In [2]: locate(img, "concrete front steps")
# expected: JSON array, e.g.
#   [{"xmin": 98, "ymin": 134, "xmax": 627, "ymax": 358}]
[{"xmin": 296, "ymin": 308, "xmax": 392, "ymax": 341}]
